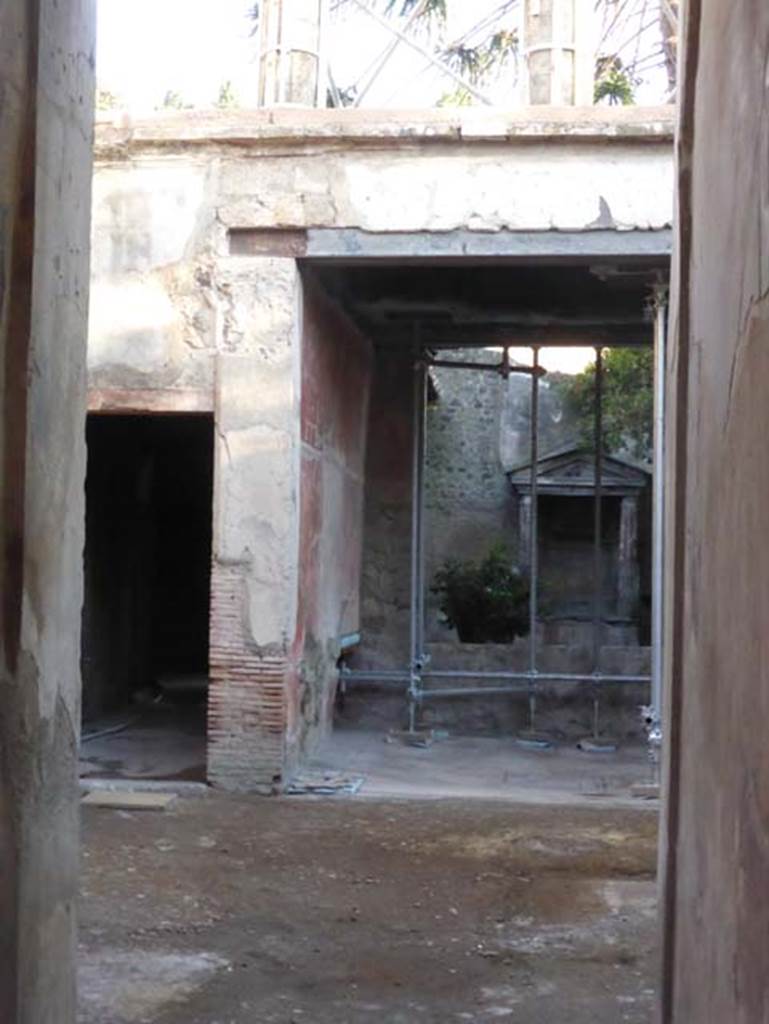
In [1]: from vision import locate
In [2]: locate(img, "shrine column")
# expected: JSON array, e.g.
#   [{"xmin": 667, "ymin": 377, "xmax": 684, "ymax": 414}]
[
  {"xmin": 617, "ymin": 494, "xmax": 640, "ymax": 619},
  {"xmin": 518, "ymin": 494, "xmax": 532, "ymax": 571}
]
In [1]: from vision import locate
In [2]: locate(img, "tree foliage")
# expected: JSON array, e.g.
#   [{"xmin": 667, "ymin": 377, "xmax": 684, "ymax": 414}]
[
  {"xmin": 160, "ymin": 90, "xmax": 192, "ymax": 110},
  {"xmin": 300, "ymin": 1, "xmax": 679, "ymax": 108},
  {"xmin": 594, "ymin": 57, "xmax": 636, "ymax": 105},
  {"xmin": 216, "ymin": 81, "xmax": 239, "ymax": 109},
  {"xmin": 385, "ymin": 0, "xmax": 447, "ymax": 19},
  {"xmin": 554, "ymin": 347, "xmax": 654, "ymax": 463},
  {"xmin": 96, "ymin": 88, "xmax": 121, "ymax": 111}
]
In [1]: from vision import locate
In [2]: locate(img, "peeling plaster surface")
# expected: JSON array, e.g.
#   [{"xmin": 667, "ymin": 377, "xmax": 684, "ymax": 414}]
[
  {"xmin": 89, "ymin": 114, "xmax": 674, "ymax": 406},
  {"xmin": 216, "ymin": 147, "xmax": 672, "ymax": 234},
  {"xmin": 87, "ymin": 111, "xmax": 673, "ymax": 789}
]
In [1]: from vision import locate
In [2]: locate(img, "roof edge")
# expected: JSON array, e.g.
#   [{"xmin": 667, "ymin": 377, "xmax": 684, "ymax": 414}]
[{"xmin": 93, "ymin": 106, "xmax": 676, "ymax": 158}]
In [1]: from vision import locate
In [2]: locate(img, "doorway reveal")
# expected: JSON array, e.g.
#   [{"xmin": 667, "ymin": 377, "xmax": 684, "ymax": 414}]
[{"xmin": 80, "ymin": 413, "xmax": 214, "ymax": 782}]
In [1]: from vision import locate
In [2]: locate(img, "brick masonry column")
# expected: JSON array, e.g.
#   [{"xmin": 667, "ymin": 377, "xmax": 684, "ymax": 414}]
[{"xmin": 207, "ymin": 257, "xmax": 301, "ymax": 792}]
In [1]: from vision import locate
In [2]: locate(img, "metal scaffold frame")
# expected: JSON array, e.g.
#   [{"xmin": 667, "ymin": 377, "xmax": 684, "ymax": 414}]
[{"xmin": 341, "ymin": 307, "xmax": 668, "ymax": 744}]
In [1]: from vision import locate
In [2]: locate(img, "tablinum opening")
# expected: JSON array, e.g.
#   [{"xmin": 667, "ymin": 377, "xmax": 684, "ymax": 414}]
[{"xmin": 80, "ymin": 413, "xmax": 213, "ymax": 780}]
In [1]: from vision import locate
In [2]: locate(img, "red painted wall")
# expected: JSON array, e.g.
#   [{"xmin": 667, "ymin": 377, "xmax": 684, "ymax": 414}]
[{"xmin": 288, "ymin": 271, "xmax": 373, "ymax": 760}]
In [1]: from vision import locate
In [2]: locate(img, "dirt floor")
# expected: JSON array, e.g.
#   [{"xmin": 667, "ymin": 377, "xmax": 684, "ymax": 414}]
[{"xmin": 79, "ymin": 786, "xmax": 659, "ymax": 1023}]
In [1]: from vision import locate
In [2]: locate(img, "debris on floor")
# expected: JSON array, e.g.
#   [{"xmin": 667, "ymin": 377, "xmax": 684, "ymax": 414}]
[
  {"xmin": 631, "ymin": 782, "xmax": 661, "ymax": 800},
  {"xmin": 577, "ymin": 737, "xmax": 619, "ymax": 754},
  {"xmin": 81, "ymin": 790, "xmax": 177, "ymax": 812},
  {"xmin": 284, "ymin": 771, "xmax": 364, "ymax": 796},
  {"xmin": 516, "ymin": 730, "xmax": 555, "ymax": 750},
  {"xmin": 384, "ymin": 728, "xmax": 448, "ymax": 748}
]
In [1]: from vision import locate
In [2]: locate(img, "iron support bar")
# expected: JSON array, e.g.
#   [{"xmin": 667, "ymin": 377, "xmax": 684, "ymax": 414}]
[
  {"xmin": 341, "ymin": 669, "xmax": 650, "ymax": 689},
  {"xmin": 422, "ymin": 671, "xmax": 651, "ymax": 683},
  {"xmin": 527, "ymin": 347, "xmax": 541, "ymax": 730},
  {"xmin": 348, "ymin": 0, "xmax": 494, "ymax": 105},
  {"xmin": 421, "ymin": 687, "xmax": 530, "ymax": 699},
  {"xmin": 649, "ymin": 286, "xmax": 668, "ymax": 774},
  {"xmin": 592, "ymin": 346, "xmax": 604, "ymax": 737},
  {"xmin": 352, "ymin": 1, "xmax": 422, "ymax": 106},
  {"xmin": 339, "ymin": 670, "xmax": 411, "ymax": 682},
  {"xmin": 425, "ymin": 357, "xmax": 546, "ymax": 377},
  {"xmin": 345, "ymin": 335, "xmax": 656, "ymax": 734},
  {"xmin": 409, "ymin": 344, "xmax": 428, "ymax": 731},
  {"xmin": 419, "ymin": 678, "xmax": 651, "ymax": 700}
]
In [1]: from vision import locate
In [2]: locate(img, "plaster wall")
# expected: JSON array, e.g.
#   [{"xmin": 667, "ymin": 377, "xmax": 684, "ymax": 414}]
[
  {"xmin": 88, "ymin": 159, "xmax": 217, "ymax": 400},
  {"xmin": 207, "ymin": 255, "xmax": 301, "ymax": 791},
  {"xmin": 662, "ymin": 2, "xmax": 769, "ymax": 1020},
  {"xmin": 0, "ymin": 1, "xmax": 95, "ymax": 1020},
  {"xmin": 88, "ymin": 109, "xmax": 673, "ymax": 788},
  {"xmin": 289, "ymin": 272, "xmax": 372, "ymax": 764},
  {"xmin": 89, "ymin": 115, "xmax": 674, "ymax": 409}
]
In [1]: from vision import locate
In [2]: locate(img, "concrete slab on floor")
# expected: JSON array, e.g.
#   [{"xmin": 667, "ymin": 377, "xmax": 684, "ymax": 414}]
[{"xmin": 82, "ymin": 790, "xmax": 178, "ymax": 811}]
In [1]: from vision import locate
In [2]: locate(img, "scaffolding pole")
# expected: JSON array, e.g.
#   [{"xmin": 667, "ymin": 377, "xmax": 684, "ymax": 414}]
[
  {"xmin": 527, "ymin": 347, "xmax": 540, "ymax": 732},
  {"xmin": 354, "ymin": 339, "xmax": 654, "ymax": 738},
  {"xmin": 341, "ymin": 668, "xmax": 651, "ymax": 695},
  {"xmin": 649, "ymin": 287, "xmax": 668, "ymax": 773},
  {"xmin": 591, "ymin": 346, "xmax": 604, "ymax": 738},
  {"xmin": 408, "ymin": 347, "xmax": 428, "ymax": 732}
]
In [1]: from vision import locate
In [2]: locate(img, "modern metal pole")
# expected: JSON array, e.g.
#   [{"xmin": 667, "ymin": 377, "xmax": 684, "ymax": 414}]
[
  {"xmin": 527, "ymin": 347, "xmax": 540, "ymax": 731},
  {"xmin": 409, "ymin": 346, "xmax": 427, "ymax": 732},
  {"xmin": 650, "ymin": 289, "xmax": 668, "ymax": 769},
  {"xmin": 592, "ymin": 347, "xmax": 604, "ymax": 738}
]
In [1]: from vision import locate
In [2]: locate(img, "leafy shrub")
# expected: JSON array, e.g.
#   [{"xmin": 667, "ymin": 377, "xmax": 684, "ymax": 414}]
[{"xmin": 432, "ymin": 544, "xmax": 530, "ymax": 644}]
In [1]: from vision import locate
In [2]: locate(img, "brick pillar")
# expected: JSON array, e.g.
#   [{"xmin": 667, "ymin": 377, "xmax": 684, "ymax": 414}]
[{"xmin": 207, "ymin": 257, "xmax": 301, "ymax": 792}]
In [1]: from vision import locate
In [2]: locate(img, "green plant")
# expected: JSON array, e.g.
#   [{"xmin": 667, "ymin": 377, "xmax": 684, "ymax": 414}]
[
  {"xmin": 216, "ymin": 80, "xmax": 239, "ymax": 109},
  {"xmin": 432, "ymin": 544, "xmax": 529, "ymax": 644},
  {"xmin": 594, "ymin": 57, "xmax": 637, "ymax": 105},
  {"xmin": 551, "ymin": 347, "xmax": 654, "ymax": 463}
]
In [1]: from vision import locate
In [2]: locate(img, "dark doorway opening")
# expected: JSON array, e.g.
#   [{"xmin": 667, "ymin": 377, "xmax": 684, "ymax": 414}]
[{"xmin": 80, "ymin": 413, "xmax": 213, "ymax": 782}]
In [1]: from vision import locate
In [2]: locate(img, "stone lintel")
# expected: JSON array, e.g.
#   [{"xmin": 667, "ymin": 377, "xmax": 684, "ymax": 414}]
[
  {"xmin": 94, "ymin": 106, "xmax": 676, "ymax": 158},
  {"xmin": 87, "ymin": 387, "xmax": 214, "ymax": 414}
]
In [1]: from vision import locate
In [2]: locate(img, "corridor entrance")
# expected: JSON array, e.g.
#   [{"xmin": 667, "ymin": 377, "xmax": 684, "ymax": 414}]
[{"xmin": 80, "ymin": 413, "xmax": 214, "ymax": 782}]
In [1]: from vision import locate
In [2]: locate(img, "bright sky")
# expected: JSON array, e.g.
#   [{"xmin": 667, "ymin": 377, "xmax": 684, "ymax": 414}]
[
  {"xmin": 501, "ymin": 347, "xmax": 594, "ymax": 375},
  {"xmin": 96, "ymin": 0, "xmax": 259, "ymax": 111},
  {"xmin": 96, "ymin": 0, "xmax": 667, "ymax": 112},
  {"xmin": 95, "ymin": 0, "xmax": 514, "ymax": 110}
]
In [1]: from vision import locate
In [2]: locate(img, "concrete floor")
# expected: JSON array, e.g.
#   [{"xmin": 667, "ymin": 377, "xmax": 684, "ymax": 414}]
[
  {"xmin": 312, "ymin": 728, "xmax": 656, "ymax": 806},
  {"xmin": 79, "ymin": 735, "xmax": 659, "ymax": 1023},
  {"xmin": 79, "ymin": 711, "xmax": 656, "ymax": 806},
  {"xmin": 79, "ymin": 698, "xmax": 207, "ymax": 783}
]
